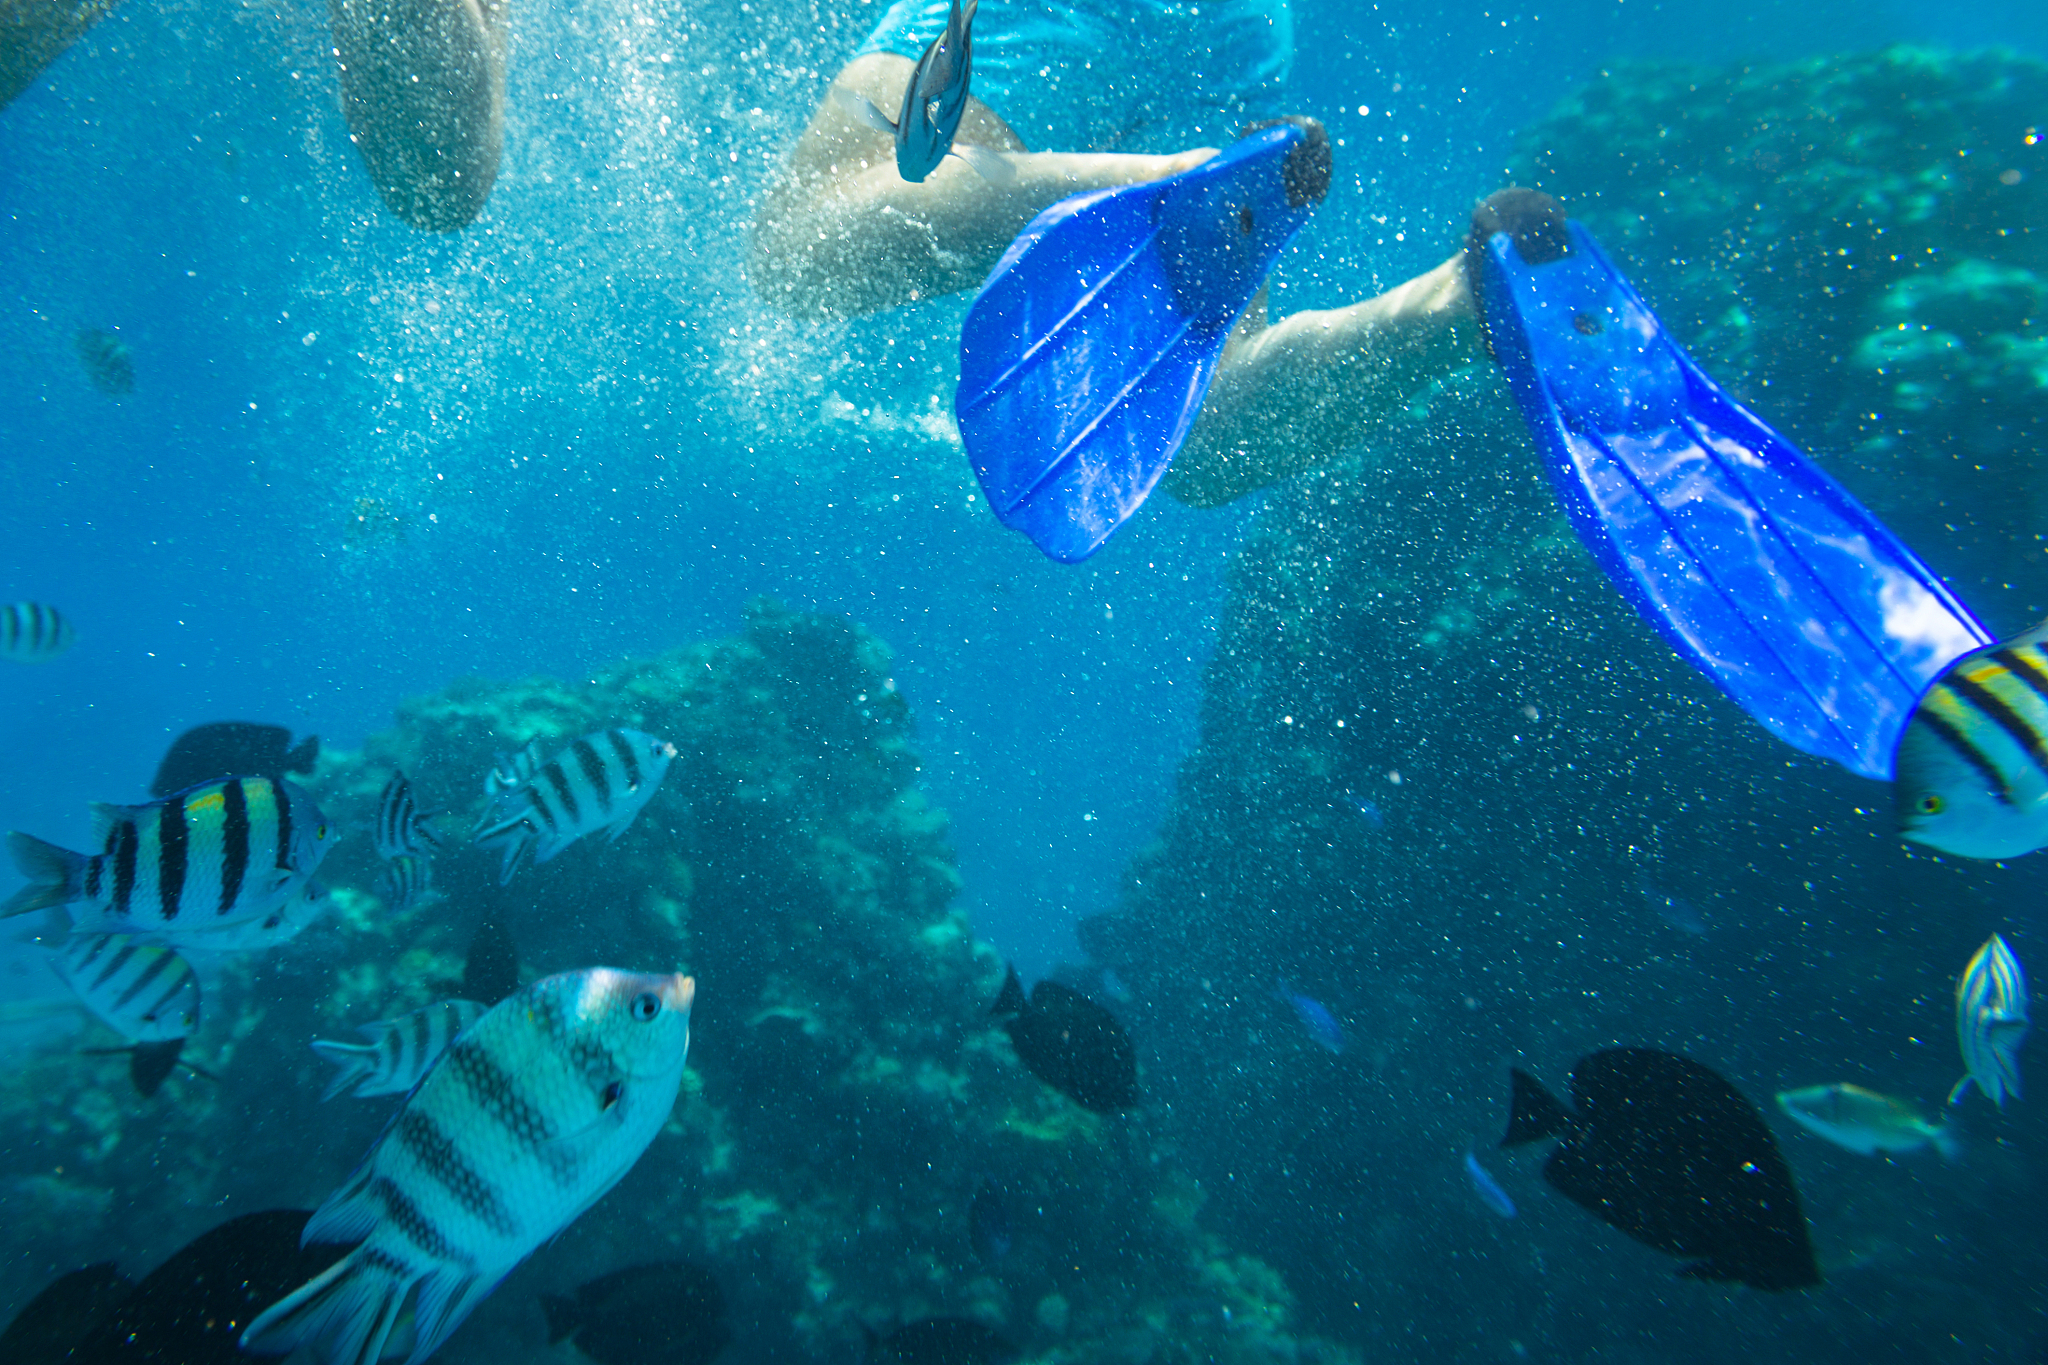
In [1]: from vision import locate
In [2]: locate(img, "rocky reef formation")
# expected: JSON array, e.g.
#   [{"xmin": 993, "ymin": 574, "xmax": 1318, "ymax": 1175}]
[
  {"xmin": 0, "ymin": 601, "xmax": 1349, "ymax": 1365},
  {"xmin": 1510, "ymin": 44, "xmax": 2048, "ymax": 626},
  {"xmin": 1081, "ymin": 47, "xmax": 2048, "ymax": 1365}
]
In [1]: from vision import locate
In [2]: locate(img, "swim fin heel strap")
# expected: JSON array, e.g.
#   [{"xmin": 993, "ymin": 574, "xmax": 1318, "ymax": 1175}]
[
  {"xmin": 957, "ymin": 121, "xmax": 1325, "ymax": 563},
  {"xmin": 1476, "ymin": 219, "xmax": 1989, "ymax": 780}
]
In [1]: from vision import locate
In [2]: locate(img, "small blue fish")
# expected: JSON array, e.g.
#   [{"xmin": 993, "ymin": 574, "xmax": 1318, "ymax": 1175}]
[
  {"xmin": 1276, "ymin": 977, "xmax": 1344, "ymax": 1054},
  {"xmin": 1639, "ymin": 879, "xmax": 1706, "ymax": 937},
  {"xmin": 1464, "ymin": 1151, "xmax": 1516, "ymax": 1218},
  {"xmin": 1344, "ymin": 790, "xmax": 1385, "ymax": 831},
  {"xmin": 829, "ymin": 0, "xmax": 1011, "ymax": 184}
]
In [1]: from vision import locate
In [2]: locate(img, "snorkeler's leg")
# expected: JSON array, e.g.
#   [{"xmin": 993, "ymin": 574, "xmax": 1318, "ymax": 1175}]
[
  {"xmin": 328, "ymin": 0, "xmax": 508, "ymax": 232},
  {"xmin": 1164, "ymin": 254, "xmax": 1482, "ymax": 508},
  {"xmin": 748, "ymin": 53, "xmax": 1217, "ymax": 319}
]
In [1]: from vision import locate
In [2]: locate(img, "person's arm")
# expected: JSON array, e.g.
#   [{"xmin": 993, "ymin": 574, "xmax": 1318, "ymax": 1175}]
[{"xmin": 748, "ymin": 53, "xmax": 1213, "ymax": 318}]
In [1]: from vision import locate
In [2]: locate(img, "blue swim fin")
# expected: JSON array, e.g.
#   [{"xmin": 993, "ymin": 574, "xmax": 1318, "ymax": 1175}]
[
  {"xmin": 956, "ymin": 120, "xmax": 1330, "ymax": 563},
  {"xmin": 1474, "ymin": 198, "xmax": 1990, "ymax": 780}
]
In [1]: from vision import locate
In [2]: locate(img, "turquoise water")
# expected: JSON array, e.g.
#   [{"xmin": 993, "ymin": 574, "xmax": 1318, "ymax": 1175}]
[{"xmin": 1, "ymin": 0, "xmax": 2045, "ymax": 1360}]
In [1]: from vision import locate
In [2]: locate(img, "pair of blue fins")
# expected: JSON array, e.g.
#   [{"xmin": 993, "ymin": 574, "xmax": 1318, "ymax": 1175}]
[{"xmin": 955, "ymin": 120, "xmax": 2043, "ymax": 855}]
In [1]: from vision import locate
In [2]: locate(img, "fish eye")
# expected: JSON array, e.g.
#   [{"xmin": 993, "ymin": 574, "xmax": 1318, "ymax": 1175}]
[
  {"xmin": 601, "ymin": 1080, "xmax": 624, "ymax": 1109},
  {"xmin": 316, "ymin": 824, "xmax": 329, "ymax": 839},
  {"xmin": 1918, "ymin": 794, "xmax": 1945, "ymax": 815},
  {"xmin": 631, "ymin": 992, "xmax": 661, "ymax": 1022}
]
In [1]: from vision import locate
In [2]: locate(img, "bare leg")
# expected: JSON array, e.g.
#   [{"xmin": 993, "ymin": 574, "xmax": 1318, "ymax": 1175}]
[
  {"xmin": 748, "ymin": 53, "xmax": 1215, "ymax": 319},
  {"xmin": 1167, "ymin": 256, "xmax": 1482, "ymax": 507}
]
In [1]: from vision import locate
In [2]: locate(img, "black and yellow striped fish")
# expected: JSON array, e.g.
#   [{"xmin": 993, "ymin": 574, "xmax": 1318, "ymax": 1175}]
[
  {"xmin": 1895, "ymin": 620, "xmax": 2048, "ymax": 860},
  {"xmin": 472, "ymin": 729, "xmax": 675, "ymax": 883},
  {"xmin": 53, "ymin": 933, "xmax": 199, "ymax": 1043},
  {"xmin": 1, "ymin": 777, "xmax": 333, "ymax": 942}
]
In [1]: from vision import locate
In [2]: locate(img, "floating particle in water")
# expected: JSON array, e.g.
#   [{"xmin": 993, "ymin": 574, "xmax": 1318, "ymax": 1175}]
[{"xmin": 74, "ymin": 327, "xmax": 133, "ymax": 396}]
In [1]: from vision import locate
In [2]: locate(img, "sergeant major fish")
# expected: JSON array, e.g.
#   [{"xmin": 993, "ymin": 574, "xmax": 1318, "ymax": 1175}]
[
  {"xmin": 52, "ymin": 934, "xmax": 199, "ymax": 1043},
  {"xmin": 1775, "ymin": 1083, "xmax": 1958, "ymax": 1160},
  {"xmin": 472, "ymin": 729, "xmax": 676, "ymax": 883},
  {"xmin": 381, "ymin": 855, "xmax": 442, "ymax": 915},
  {"xmin": 484, "ymin": 740, "xmax": 541, "ymax": 798},
  {"xmin": 0, "ymin": 601, "xmax": 76, "ymax": 663},
  {"xmin": 1895, "ymin": 619, "xmax": 2048, "ymax": 859},
  {"xmin": 830, "ymin": 0, "xmax": 1013, "ymax": 184},
  {"xmin": 373, "ymin": 771, "xmax": 441, "ymax": 860},
  {"xmin": 1950, "ymin": 932, "xmax": 2028, "ymax": 1107},
  {"xmin": 312, "ymin": 998, "xmax": 486, "ymax": 1101},
  {"xmin": 1, "ymin": 777, "xmax": 332, "ymax": 943},
  {"xmin": 242, "ymin": 969, "xmax": 696, "ymax": 1365}
]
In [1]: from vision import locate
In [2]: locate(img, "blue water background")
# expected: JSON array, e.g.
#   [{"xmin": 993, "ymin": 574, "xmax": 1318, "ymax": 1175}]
[{"xmin": 0, "ymin": 0, "xmax": 2041, "ymax": 984}]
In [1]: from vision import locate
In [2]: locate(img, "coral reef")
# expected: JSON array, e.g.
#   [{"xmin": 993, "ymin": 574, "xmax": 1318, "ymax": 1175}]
[
  {"xmin": 1509, "ymin": 45, "xmax": 2048, "ymax": 625},
  {"xmin": 1081, "ymin": 47, "xmax": 2048, "ymax": 1365},
  {"xmin": 0, "ymin": 601, "xmax": 1346, "ymax": 1365}
]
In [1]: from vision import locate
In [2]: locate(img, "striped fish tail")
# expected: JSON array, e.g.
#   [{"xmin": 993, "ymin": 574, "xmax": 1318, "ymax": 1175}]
[
  {"xmin": 470, "ymin": 808, "xmax": 535, "ymax": 885},
  {"xmin": 310, "ymin": 1038, "xmax": 382, "ymax": 1102},
  {"xmin": 2, "ymin": 832, "xmax": 86, "ymax": 917},
  {"xmin": 238, "ymin": 1244, "xmax": 416, "ymax": 1365}
]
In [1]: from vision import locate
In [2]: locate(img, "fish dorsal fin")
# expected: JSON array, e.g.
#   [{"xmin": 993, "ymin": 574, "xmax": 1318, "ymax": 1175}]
[
  {"xmin": 831, "ymin": 83, "xmax": 898, "ymax": 136},
  {"xmin": 991, "ymin": 964, "xmax": 1027, "ymax": 1017},
  {"xmin": 1502, "ymin": 1068, "xmax": 1572, "ymax": 1147},
  {"xmin": 88, "ymin": 802, "xmax": 138, "ymax": 848}
]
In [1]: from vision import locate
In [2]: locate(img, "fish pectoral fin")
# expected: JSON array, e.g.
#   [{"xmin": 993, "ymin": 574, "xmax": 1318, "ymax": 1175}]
[
  {"xmin": 1947, "ymin": 1073, "xmax": 1976, "ymax": 1106},
  {"xmin": 951, "ymin": 143, "xmax": 1016, "ymax": 184},
  {"xmin": 831, "ymin": 84, "xmax": 898, "ymax": 135},
  {"xmin": 602, "ymin": 808, "xmax": 648, "ymax": 844}
]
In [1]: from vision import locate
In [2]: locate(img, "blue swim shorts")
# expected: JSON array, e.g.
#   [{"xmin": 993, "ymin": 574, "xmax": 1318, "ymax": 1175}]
[{"xmin": 854, "ymin": 0, "xmax": 1292, "ymax": 153}]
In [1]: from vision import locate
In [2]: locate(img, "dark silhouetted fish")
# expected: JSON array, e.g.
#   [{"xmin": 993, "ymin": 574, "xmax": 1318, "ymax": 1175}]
[
  {"xmin": 74, "ymin": 327, "xmax": 134, "ymax": 396},
  {"xmin": 79, "ymin": 1038, "xmax": 217, "ymax": 1099},
  {"xmin": 991, "ymin": 965, "xmax": 1137, "ymax": 1113},
  {"xmin": 0, "ymin": 1262, "xmax": 134, "ymax": 1364},
  {"xmin": 869, "ymin": 1317, "xmax": 1015, "ymax": 1365},
  {"xmin": 67, "ymin": 1208, "xmax": 349, "ymax": 1362},
  {"xmin": 1502, "ymin": 1048, "xmax": 1819, "ymax": 1291},
  {"xmin": 541, "ymin": 1261, "xmax": 730, "ymax": 1365},
  {"xmin": 150, "ymin": 722, "xmax": 319, "ymax": 798},
  {"xmin": 968, "ymin": 1180, "xmax": 1010, "ymax": 1263},
  {"xmin": 464, "ymin": 916, "xmax": 520, "ymax": 1005}
]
